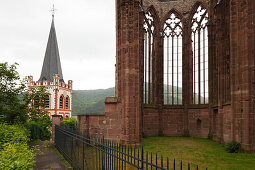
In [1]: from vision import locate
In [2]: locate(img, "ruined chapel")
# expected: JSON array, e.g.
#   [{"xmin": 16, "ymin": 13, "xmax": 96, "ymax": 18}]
[{"xmin": 78, "ymin": 0, "xmax": 255, "ymax": 152}]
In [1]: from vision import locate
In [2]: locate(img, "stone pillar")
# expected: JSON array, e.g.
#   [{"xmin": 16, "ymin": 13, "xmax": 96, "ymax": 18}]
[
  {"xmin": 230, "ymin": 0, "xmax": 255, "ymax": 152},
  {"xmin": 52, "ymin": 115, "xmax": 62, "ymax": 143},
  {"xmin": 116, "ymin": 0, "xmax": 143, "ymax": 144}
]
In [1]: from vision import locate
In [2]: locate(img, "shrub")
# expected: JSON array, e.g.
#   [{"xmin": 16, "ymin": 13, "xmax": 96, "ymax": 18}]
[
  {"xmin": 0, "ymin": 123, "xmax": 36, "ymax": 169},
  {"xmin": 225, "ymin": 141, "xmax": 240, "ymax": 153},
  {"xmin": 62, "ymin": 118, "xmax": 78, "ymax": 130},
  {"xmin": 0, "ymin": 123, "xmax": 30, "ymax": 150},
  {"xmin": 0, "ymin": 143, "xmax": 36, "ymax": 170},
  {"xmin": 27, "ymin": 118, "xmax": 51, "ymax": 141}
]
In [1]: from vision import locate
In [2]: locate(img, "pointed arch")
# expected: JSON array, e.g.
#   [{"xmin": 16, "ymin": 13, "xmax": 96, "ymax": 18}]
[
  {"xmin": 65, "ymin": 96, "xmax": 69, "ymax": 109},
  {"xmin": 163, "ymin": 9, "xmax": 183, "ymax": 105},
  {"xmin": 59, "ymin": 95, "xmax": 64, "ymax": 109},
  {"xmin": 143, "ymin": 5, "xmax": 159, "ymax": 104},
  {"xmin": 190, "ymin": 3, "xmax": 209, "ymax": 104}
]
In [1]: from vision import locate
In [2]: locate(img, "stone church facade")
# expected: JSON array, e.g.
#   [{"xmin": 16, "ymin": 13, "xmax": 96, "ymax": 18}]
[{"xmin": 78, "ymin": 0, "xmax": 255, "ymax": 152}]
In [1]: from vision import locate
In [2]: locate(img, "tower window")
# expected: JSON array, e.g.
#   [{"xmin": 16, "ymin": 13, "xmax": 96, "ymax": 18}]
[
  {"xmin": 45, "ymin": 95, "xmax": 50, "ymax": 108},
  {"xmin": 163, "ymin": 13, "xmax": 183, "ymax": 105},
  {"xmin": 143, "ymin": 11, "xmax": 155, "ymax": 104},
  {"xmin": 192, "ymin": 5, "xmax": 209, "ymax": 104},
  {"xmin": 60, "ymin": 95, "xmax": 63, "ymax": 108},
  {"xmin": 65, "ymin": 96, "xmax": 69, "ymax": 109}
]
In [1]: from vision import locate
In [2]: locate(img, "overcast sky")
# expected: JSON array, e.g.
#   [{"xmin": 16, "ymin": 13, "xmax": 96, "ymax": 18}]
[{"xmin": 0, "ymin": 0, "xmax": 116, "ymax": 90}]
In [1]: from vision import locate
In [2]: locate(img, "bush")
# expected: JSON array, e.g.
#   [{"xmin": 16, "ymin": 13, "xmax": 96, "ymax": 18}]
[
  {"xmin": 0, "ymin": 123, "xmax": 36, "ymax": 169},
  {"xmin": 225, "ymin": 141, "xmax": 240, "ymax": 153},
  {"xmin": 0, "ymin": 123, "xmax": 30, "ymax": 150},
  {"xmin": 27, "ymin": 118, "xmax": 51, "ymax": 141},
  {"xmin": 0, "ymin": 143, "xmax": 36, "ymax": 170},
  {"xmin": 62, "ymin": 118, "xmax": 78, "ymax": 130}
]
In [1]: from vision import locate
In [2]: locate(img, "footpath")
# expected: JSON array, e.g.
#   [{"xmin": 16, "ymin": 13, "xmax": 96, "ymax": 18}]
[{"xmin": 33, "ymin": 141, "xmax": 71, "ymax": 170}]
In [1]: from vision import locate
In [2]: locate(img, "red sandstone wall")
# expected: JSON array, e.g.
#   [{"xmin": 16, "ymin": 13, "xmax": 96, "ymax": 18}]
[
  {"xmin": 188, "ymin": 108, "xmax": 210, "ymax": 138},
  {"xmin": 143, "ymin": 107, "xmax": 160, "ymax": 136},
  {"xmin": 78, "ymin": 100, "xmax": 121, "ymax": 141},
  {"xmin": 161, "ymin": 108, "xmax": 184, "ymax": 136}
]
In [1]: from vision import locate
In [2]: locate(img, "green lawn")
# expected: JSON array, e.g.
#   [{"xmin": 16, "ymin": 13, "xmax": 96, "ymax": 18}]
[{"xmin": 141, "ymin": 137, "xmax": 255, "ymax": 170}]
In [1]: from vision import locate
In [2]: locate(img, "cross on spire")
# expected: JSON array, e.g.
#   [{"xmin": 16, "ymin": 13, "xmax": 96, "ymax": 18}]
[{"xmin": 50, "ymin": 4, "xmax": 57, "ymax": 18}]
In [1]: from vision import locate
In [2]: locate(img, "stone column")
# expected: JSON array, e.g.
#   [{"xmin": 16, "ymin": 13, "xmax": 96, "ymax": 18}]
[{"xmin": 52, "ymin": 115, "xmax": 62, "ymax": 143}]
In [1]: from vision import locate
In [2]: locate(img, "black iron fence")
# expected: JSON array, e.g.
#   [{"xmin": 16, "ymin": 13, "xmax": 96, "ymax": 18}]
[{"xmin": 55, "ymin": 125, "xmax": 207, "ymax": 170}]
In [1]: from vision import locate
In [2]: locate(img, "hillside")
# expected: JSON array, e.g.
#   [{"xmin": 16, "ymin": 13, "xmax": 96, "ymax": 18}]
[
  {"xmin": 72, "ymin": 88, "xmax": 115, "ymax": 115},
  {"xmin": 72, "ymin": 85, "xmax": 207, "ymax": 116}
]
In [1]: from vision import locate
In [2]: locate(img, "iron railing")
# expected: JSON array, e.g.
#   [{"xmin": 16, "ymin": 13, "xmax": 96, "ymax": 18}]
[{"xmin": 55, "ymin": 125, "xmax": 207, "ymax": 170}]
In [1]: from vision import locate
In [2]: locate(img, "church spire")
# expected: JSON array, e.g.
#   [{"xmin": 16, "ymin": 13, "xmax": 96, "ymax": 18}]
[{"xmin": 39, "ymin": 8, "xmax": 64, "ymax": 82}]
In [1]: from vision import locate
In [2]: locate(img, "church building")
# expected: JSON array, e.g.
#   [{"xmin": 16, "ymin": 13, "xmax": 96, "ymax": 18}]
[{"xmin": 28, "ymin": 13, "xmax": 72, "ymax": 119}]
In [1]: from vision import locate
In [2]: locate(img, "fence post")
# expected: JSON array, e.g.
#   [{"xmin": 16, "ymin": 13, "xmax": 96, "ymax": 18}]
[
  {"xmin": 52, "ymin": 115, "xmax": 62, "ymax": 143},
  {"xmin": 141, "ymin": 146, "xmax": 144, "ymax": 170}
]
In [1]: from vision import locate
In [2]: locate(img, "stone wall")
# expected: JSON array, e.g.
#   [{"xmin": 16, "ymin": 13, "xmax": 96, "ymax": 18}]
[{"xmin": 78, "ymin": 97, "xmax": 121, "ymax": 141}]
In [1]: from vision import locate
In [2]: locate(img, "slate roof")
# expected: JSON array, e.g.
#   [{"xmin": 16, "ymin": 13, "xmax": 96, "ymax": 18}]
[{"xmin": 39, "ymin": 17, "xmax": 64, "ymax": 82}]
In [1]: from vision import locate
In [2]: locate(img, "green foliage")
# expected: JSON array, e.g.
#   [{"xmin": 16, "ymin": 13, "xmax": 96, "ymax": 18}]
[
  {"xmin": 72, "ymin": 88, "xmax": 115, "ymax": 115},
  {"xmin": 0, "ymin": 62, "xmax": 27, "ymax": 124},
  {"xmin": 0, "ymin": 123, "xmax": 30, "ymax": 150},
  {"xmin": 0, "ymin": 124, "xmax": 36, "ymax": 169},
  {"xmin": 27, "ymin": 119, "xmax": 51, "ymax": 141},
  {"xmin": 0, "ymin": 143, "xmax": 36, "ymax": 170},
  {"xmin": 225, "ymin": 141, "xmax": 241, "ymax": 153},
  {"xmin": 26, "ymin": 86, "xmax": 50, "ymax": 121},
  {"xmin": 62, "ymin": 118, "xmax": 78, "ymax": 130},
  {"xmin": 26, "ymin": 86, "xmax": 52, "ymax": 141}
]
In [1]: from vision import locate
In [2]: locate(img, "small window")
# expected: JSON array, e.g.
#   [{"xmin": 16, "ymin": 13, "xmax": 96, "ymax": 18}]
[
  {"xmin": 65, "ymin": 97, "xmax": 69, "ymax": 109},
  {"xmin": 45, "ymin": 95, "xmax": 50, "ymax": 108},
  {"xmin": 60, "ymin": 96, "xmax": 63, "ymax": 108},
  {"xmin": 197, "ymin": 118, "xmax": 202, "ymax": 130}
]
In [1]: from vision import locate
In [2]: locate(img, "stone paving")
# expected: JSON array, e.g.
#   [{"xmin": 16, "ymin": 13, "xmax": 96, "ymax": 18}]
[{"xmin": 33, "ymin": 141, "xmax": 71, "ymax": 170}]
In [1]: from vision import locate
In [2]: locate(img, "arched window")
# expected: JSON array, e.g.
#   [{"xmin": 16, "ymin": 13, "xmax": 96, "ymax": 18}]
[
  {"xmin": 45, "ymin": 95, "xmax": 50, "ymax": 108},
  {"xmin": 192, "ymin": 5, "xmax": 209, "ymax": 104},
  {"xmin": 143, "ymin": 11, "xmax": 155, "ymax": 104},
  {"xmin": 163, "ymin": 13, "xmax": 183, "ymax": 105},
  {"xmin": 59, "ymin": 95, "xmax": 63, "ymax": 108},
  {"xmin": 65, "ymin": 96, "xmax": 69, "ymax": 109}
]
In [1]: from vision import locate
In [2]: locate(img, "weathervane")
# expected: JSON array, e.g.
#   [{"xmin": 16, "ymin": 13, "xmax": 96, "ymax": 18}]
[{"xmin": 50, "ymin": 4, "xmax": 57, "ymax": 18}]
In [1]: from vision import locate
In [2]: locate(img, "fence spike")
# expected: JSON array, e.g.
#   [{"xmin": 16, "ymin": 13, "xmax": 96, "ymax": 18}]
[
  {"xmin": 174, "ymin": 158, "xmax": 175, "ymax": 170},
  {"xmin": 156, "ymin": 152, "xmax": 158, "ymax": 170},
  {"xmin": 180, "ymin": 160, "xmax": 182, "ymax": 170},
  {"xmin": 151, "ymin": 152, "xmax": 152, "ymax": 170},
  {"xmin": 167, "ymin": 157, "xmax": 169, "ymax": 170},
  {"xmin": 188, "ymin": 163, "xmax": 190, "ymax": 170}
]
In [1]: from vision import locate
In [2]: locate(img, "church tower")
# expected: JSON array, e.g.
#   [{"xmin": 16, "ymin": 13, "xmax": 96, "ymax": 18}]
[{"xmin": 28, "ymin": 11, "xmax": 72, "ymax": 119}]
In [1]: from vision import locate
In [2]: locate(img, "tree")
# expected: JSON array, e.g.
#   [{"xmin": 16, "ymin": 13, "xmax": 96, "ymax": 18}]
[
  {"xmin": 26, "ymin": 86, "xmax": 52, "ymax": 140},
  {"xmin": 0, "ymin": 62, "xmax": 27, "ymax": 124}
]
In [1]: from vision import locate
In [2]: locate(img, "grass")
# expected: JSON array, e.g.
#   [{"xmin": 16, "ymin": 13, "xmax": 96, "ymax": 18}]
[{"xmin": 141, "ymin": 137, "xmax": 255, "ymax": 170}]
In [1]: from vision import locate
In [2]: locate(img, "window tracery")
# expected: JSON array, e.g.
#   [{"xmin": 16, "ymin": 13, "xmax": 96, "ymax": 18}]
[
  {"xmin": 143, "ymin": 11, "xmax": 155, "ymax": 104},
  {"xmin": 192, "ymin": 5, "xmax": 209, "ymax": 104},
  {"xmin": 163, "ymin": 13, "xmax": 183, "ymax": 105}
]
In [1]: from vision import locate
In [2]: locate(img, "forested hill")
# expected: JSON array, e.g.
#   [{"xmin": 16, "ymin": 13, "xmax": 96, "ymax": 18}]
[{"xmin": 72, "ymin": 88, "xmax": 115, "ymax": 115}]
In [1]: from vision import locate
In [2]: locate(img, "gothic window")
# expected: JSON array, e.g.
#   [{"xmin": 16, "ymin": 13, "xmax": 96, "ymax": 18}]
[
  {"xmin": 60, "ymin": 95, "xmax": 63, "ymax": 108},
  {"xmin": 163, "ymin": 13, "xmax": 183, "ymax": 105},
  {"xmin": 45, "ymin": 95, "xmax": 50, "ymax": 108},
  {"xmin": 143, "ymin": 11, "xmax": 155, "ymax": 104},
  {"xmin": 192, "ymin": 5, "xmax": 209, "ymax": 104},
  {"xmin": 65, "ymin": 96, "xmax": 69, "ymax": 109}
]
